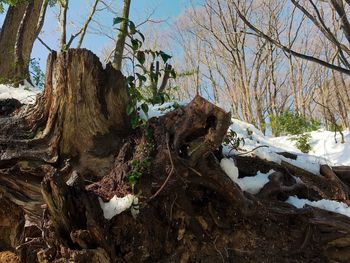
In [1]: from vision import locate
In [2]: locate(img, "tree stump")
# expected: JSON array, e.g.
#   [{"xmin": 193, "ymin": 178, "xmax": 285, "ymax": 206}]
[
  {"xmin": 0, "ymin": 49, "xmax": 130, "ymax": 231},
  {"xmin": 1, "ymin": 48, "xmax": 350, "ymax": 262}
]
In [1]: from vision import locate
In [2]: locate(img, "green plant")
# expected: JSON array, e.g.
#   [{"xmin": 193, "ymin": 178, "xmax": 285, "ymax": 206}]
[
  {"xmin": 126, "ymin": 127, "xmax": 154, "ymax": 192},
  {"xmin": 0, "ymin": 0, "xmax": 56, "ymax": 13},
  {"xmin": 0, "ymin": 0, "xmax": 21, "ymax": 12},
  {"xmin": 290, "ymin": 133, "xmax": 312, "ymax": 153},
  {"xmin": 246, "ymin": 128, "xmax": 253, "ymax": 140},
  {"xmin": 224, "ymin": 130, "xmax": 245, "ymax": 150},
  {"xmin": 29, "ymin": 58, "xmax": 45, "ymax": 88},
  {"xmin": 113, "ymin": 17, "xmax": 176, "ymax": 129},
  {"xmin": 269, "ymin": 111, "xmax": 320, "ymax": 136},
  {"xmin": 127, "ymin": 159, "xmax": 143, "ymax": 191}
]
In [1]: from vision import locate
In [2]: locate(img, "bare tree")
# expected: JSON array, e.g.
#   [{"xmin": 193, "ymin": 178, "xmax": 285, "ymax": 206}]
[
  {"xmin": 172, "ymin": 0, "xmax": 294, "ymax": 133},
  {"xmin": 232, "ymin": 0, "xmax": 350, "ymax": 76},
  {"xmin": 0, "ymin": 0, "xmax": 47, "ymax": 84}
]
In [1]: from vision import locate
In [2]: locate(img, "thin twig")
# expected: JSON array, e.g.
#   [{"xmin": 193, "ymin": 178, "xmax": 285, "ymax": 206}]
[
  {"xmin": 188, "ymin": 166, "xmax": 203, "ymax": 176},
  {"xmin": 169, "ymin": 194, "xmax": 177, "ymax": 221},
  {"xmin": 16, "ymin": 237, "xmax": 41, "ymax": 250},
  {"xmin": 148, "ymin": 133, "xmax": 175, "ymax": 201},
  {"xmin": 226, "ymin": 145, "xmax": 268, "ymax": 158},
  {"xmin": 37, "ymin": 37, "xmax": 52, "ymax": 52},
  {"xmin": 213, "ymin": 235, "xmax": 225, "ymax": 263}
]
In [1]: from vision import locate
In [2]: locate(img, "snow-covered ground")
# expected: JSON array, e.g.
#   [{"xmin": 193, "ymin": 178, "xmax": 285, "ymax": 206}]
[
  {"xmin": 0, "ymin": 84, "xmax": 41, "ymax": 104},
  {"xmin": 221, "ymin": 118, "xmax": 350, "ymax": 218},
  {"xmin": 271, "ymin": 130, "xmax": 350, "ymax": 166},
  {"xmin": 223, "ymin": 119, "xmax": 350, "ymax": 175}
]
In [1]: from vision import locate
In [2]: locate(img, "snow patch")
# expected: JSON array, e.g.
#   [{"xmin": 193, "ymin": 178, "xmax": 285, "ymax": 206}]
[
  {"xmin": 286, "ymin": 196, "xmax": 350, "ymax": 218},
  {"xmin": 138, "ymin": 101, "xmax": 188, "ymax": 120},
  {"xmin": 222, "ymin": 119, "xmax": 349, "ymax": 174},
  {"xmin": 237, "ymin": 170, "xmax": 275, "ymax": 194},
  {"xmin": 223, "ymin": 118, "xmax": 350, "ymax": 218},
  {"xmin": 99, "ymin": 194, "xmax": 134, "ymax": 220},
  {"xmin": 271, "ymin": 129, "xmax": 350, "ymax": 166},
  {"xmin": 0, "ymin": 84, "xmax": 41, "ymax": 104},
  {"xmin": 220, "ymin": 158, "xmax": 274, "ymax": 194},
  {"xmin": 220, "ymin": 158, "xmax": 238, "ymax": 181}
]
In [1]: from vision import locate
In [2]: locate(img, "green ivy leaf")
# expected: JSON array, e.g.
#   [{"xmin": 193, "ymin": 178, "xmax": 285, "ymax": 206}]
[
  {"xmin": 172, "ymin": 102, "xmax": 180, "ymax": 109},
  {"xmin": 136, "ymin": 51, "xmax": 145, "ymax": 65},
  {"xmin": 131, "ymin": 39, "xmax": 139, "ymax": 51},
  {"xmin": 136, "ymin": 73, "xmax": 147, "ymax": 82},
  {"xmin": 137, "ymin": 31, "xmax": 145, "ymax": 42},
  {"xmin": 129, "ymin": 21, "xmax": 137, "ymax": 34},
  {"xmin": 141, "ymin": 103, "xmax": 149, "ymax": 115},
  {"xmin": 126, "ymin": 75, "xmax": 135, "ymax": 83},
  {"xmin": 131, "ymin": 116, "xmax": 140, "ymax": 129},
  {"xmin": 113, "ymin": 16, "xmax": 126, "ymax": 25},
  {"xmin": 159, "ymin": 51, "xmax": 172, "ymax": 63},
  {"xmin": 126, "ymin": 104, "xmax": 135, "ymax": 116},
  {"xmin": 152, "ymin": 94, "xmax": 162, "ymax": 105},
  {"xmin": 134, "ymin": 171, "xmax": 142, "ymax": 179},
  {"xmin": 130, "ymin": 160, "xmax": 138, "ymax": 167}
]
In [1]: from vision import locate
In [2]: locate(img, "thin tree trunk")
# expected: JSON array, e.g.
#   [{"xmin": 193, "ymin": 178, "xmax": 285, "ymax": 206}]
[
  {"xmin": 112, "ymin": 0, "xmax": 131, "ymax": 71},
  {"xmin": 59, "ymin": 0, "xmax": 69, "ymax": 51}
]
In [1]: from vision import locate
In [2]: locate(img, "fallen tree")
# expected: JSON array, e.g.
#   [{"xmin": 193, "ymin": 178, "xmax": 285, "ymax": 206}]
[{"xmin": 1, "ymin": 49, "xmax": 350, "ymax": 262}]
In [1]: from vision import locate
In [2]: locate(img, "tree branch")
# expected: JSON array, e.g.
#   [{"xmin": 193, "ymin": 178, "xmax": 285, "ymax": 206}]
[
  {"xmin": 231, "ymin": 0, "xmax": 350, "ymax": 76},
  {"xmin": 76, "ymin": 0, "xmax": 99, "ymax": 48}
]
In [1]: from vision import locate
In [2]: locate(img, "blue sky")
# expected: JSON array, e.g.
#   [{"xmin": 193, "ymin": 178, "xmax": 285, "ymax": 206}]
[{"xmin": 0, "ymin": 0, "xmax": 201, "ymax": 70}]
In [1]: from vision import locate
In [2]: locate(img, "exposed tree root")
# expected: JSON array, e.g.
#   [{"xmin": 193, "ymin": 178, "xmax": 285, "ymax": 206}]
[{"xmin": 0, "ymin": 49, "xmax": 350, "ymax": 262}]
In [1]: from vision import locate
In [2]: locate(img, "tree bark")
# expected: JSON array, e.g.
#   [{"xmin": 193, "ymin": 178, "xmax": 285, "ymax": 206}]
[
  {"xmin": 112, "ymin": 0, "xmax": 131, "ymax": 71},
  {"xmin": 0, "ymin": 0, "xmax": 46, "ymax": 84},
  {"xmin": 0, "ymin": 49, "xmax": 130, "ymax": 219},
  {"xmin": 1, "ymin": 48, "xmax": 350, "ymax": 262}
]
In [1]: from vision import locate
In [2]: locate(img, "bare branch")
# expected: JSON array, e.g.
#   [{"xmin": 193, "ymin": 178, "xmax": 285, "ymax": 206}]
[
  {"xmin": 76, "ymin": 0, "xmax": 99, "ymax": 48},
  {"xmin": 231, "ymin": 0, "xmax": 350, "ymax": 76},
  {"xmin": 37, "ymin": 36, "xmax": 52, "ymax": 52}
]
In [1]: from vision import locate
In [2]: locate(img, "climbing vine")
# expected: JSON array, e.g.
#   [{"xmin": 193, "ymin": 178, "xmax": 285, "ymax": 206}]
[{"xmin": 113, "ymin": 17, "xmax": 177, "ymax": 129}]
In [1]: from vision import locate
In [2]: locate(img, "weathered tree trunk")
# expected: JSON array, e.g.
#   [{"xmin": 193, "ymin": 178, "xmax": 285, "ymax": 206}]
[
  {"xmin": 0, "ymin": 0, "xmax": 45, "ymax": 84},
  {"xmin": 1, "ymin": 48, "xmax": 350, "ymax": 262},
  {"xmin": 0, "ymin": 49, "xmax": 130, "ymax": 219}
]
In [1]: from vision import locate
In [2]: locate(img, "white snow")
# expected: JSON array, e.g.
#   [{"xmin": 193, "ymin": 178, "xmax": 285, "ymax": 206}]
[
  {"xmin": 0, "ymin": 84, "xmax": 41, "ymax": 104},
  {"xmin": 220, "ymin": 158, "xmax": 274, "ymax": 194},
  {"xmin": 224, "ymin": 118, "xmax": 350, "ymax": 218},
  {"xmin": 286, "ymin": 196, "xmax": 350, "ymax": 218},
  {"xmin": 237, "ymin": 170, "xmax": 275, "ymax": 194},
  {"xmin": 138, "ymin": 101, "xmax": 188, "ymax": 120},
  {"xmin": 223, "ymin": 119, "xmax": 350, "ymax": 175},
  {"xmin": 271, "ymin": 129, "xmax": 350, "ymax": 166},
  {"xmin": 98, "ymin": 194, "xmax": 135, "ymax": 220},
  {"xmin": 220, "ymin": 158, "xmax": 239, "ymax": 181}
]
